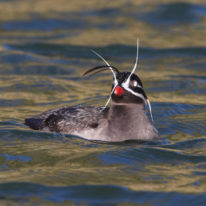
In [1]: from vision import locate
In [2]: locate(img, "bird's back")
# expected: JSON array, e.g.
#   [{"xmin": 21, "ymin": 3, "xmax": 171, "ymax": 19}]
[{"xmin": 25, "ymin": 105, "xmax": 108, "ymax": 133}]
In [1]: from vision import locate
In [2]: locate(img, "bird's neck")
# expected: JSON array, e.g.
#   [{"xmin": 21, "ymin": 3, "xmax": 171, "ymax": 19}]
[{"xmin": 107, "ymin": 103, "xmax": 149, "ymax": 128}]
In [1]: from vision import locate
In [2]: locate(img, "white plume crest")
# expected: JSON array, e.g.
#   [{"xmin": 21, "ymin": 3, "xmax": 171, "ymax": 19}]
[
  {"xmin": 91, "ymin": 50, "xmax": 118, "ymax": 86},
  {"xmin": 129, "ymin": 39, "xmax": 139, "ymax": 80},
  {"xmin": 91, "ymin": 49, "xmax": 118, "ymax": 108},
  {"xmin": 122, "ymin": 39, "xmax": 139, "ymax": 89},
  {"xmin": 121, "ymin": 39, "xmax": 154, "ymax": 121}
]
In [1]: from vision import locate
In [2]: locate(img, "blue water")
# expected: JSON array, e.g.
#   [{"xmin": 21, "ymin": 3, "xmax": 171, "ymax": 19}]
[{"xmin": 0, "ymin": 1, "xmax": 206, "ymax": 205}]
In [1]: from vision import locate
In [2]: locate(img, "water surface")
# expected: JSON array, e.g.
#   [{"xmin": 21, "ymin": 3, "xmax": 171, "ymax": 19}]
[{"xmin": 0, "ymin": 0, "xmax": 206, "ymax": 205}]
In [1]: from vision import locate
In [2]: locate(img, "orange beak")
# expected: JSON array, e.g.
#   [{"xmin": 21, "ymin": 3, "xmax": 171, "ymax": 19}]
[{"xmin": 114, "ymin": 86, "xmax": 124, "ymax": 96}]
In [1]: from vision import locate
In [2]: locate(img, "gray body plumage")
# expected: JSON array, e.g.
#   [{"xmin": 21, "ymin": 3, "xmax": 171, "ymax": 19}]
[{"xmin": 25, "ymin": 103, "xmax": 159, "ymax": 142}]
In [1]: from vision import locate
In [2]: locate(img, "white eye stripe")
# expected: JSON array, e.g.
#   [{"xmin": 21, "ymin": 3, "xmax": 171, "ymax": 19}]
[
  {"xmin": 121, "ymin": 82, "xmax": 154, "ymax": 122},
  {"xmin": 121, "ymin": 83, "xmax": 146, "ymax": 103}
]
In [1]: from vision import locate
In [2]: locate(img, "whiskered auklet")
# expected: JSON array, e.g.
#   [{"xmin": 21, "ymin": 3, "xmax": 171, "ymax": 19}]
[{"xmin": 25, "ymin": 41, "xmax": 159, "ymax": 142}]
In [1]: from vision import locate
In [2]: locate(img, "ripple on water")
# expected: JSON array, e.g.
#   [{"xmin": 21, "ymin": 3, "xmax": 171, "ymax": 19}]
[
  {"xmin": 0, "ymin": 183, "xmax": 206, "ymax": 205},
  {"xmin": 139, "ymin": 2, "xmax": 206, "ymax": 26},
  {"xmin": 0, "ymin": 1, "xmax": 206, "ymax": 204},
  {"xmin": 98, "ymin": 145, "xmax": 206, "ymax": 166}
]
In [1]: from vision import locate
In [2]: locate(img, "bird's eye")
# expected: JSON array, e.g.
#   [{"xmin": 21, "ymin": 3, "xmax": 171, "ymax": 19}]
[{"xmin": 133, "ymin": 81, "xmax": 138, "ymax": 87}]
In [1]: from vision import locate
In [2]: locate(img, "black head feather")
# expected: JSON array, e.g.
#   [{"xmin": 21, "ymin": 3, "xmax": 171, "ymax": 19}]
[{"xmin": 83, "ymin": 65, "xmax": 120, "ymax": 77}]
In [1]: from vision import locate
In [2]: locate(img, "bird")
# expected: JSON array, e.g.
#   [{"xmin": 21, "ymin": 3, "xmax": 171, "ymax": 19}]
[{"xmin": 25, "ymin": 41, "xmax": 159, "ymax": 142}]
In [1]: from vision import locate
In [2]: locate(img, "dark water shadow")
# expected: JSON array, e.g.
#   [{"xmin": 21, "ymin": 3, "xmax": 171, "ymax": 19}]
[
  {"xmin": 5, "ymin": 43, "xmax": 206, "ymax": 60},
  {"xmin": 139, "ymin": 2, "xmax": 206, "ymax": 26},
  {"xmin": 2, "ymin": 12, "xmax": 125, "ymax": 32},
  {"xmin": 0, "ymin": 182, "xmax": 205, "ymax": 205}
]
